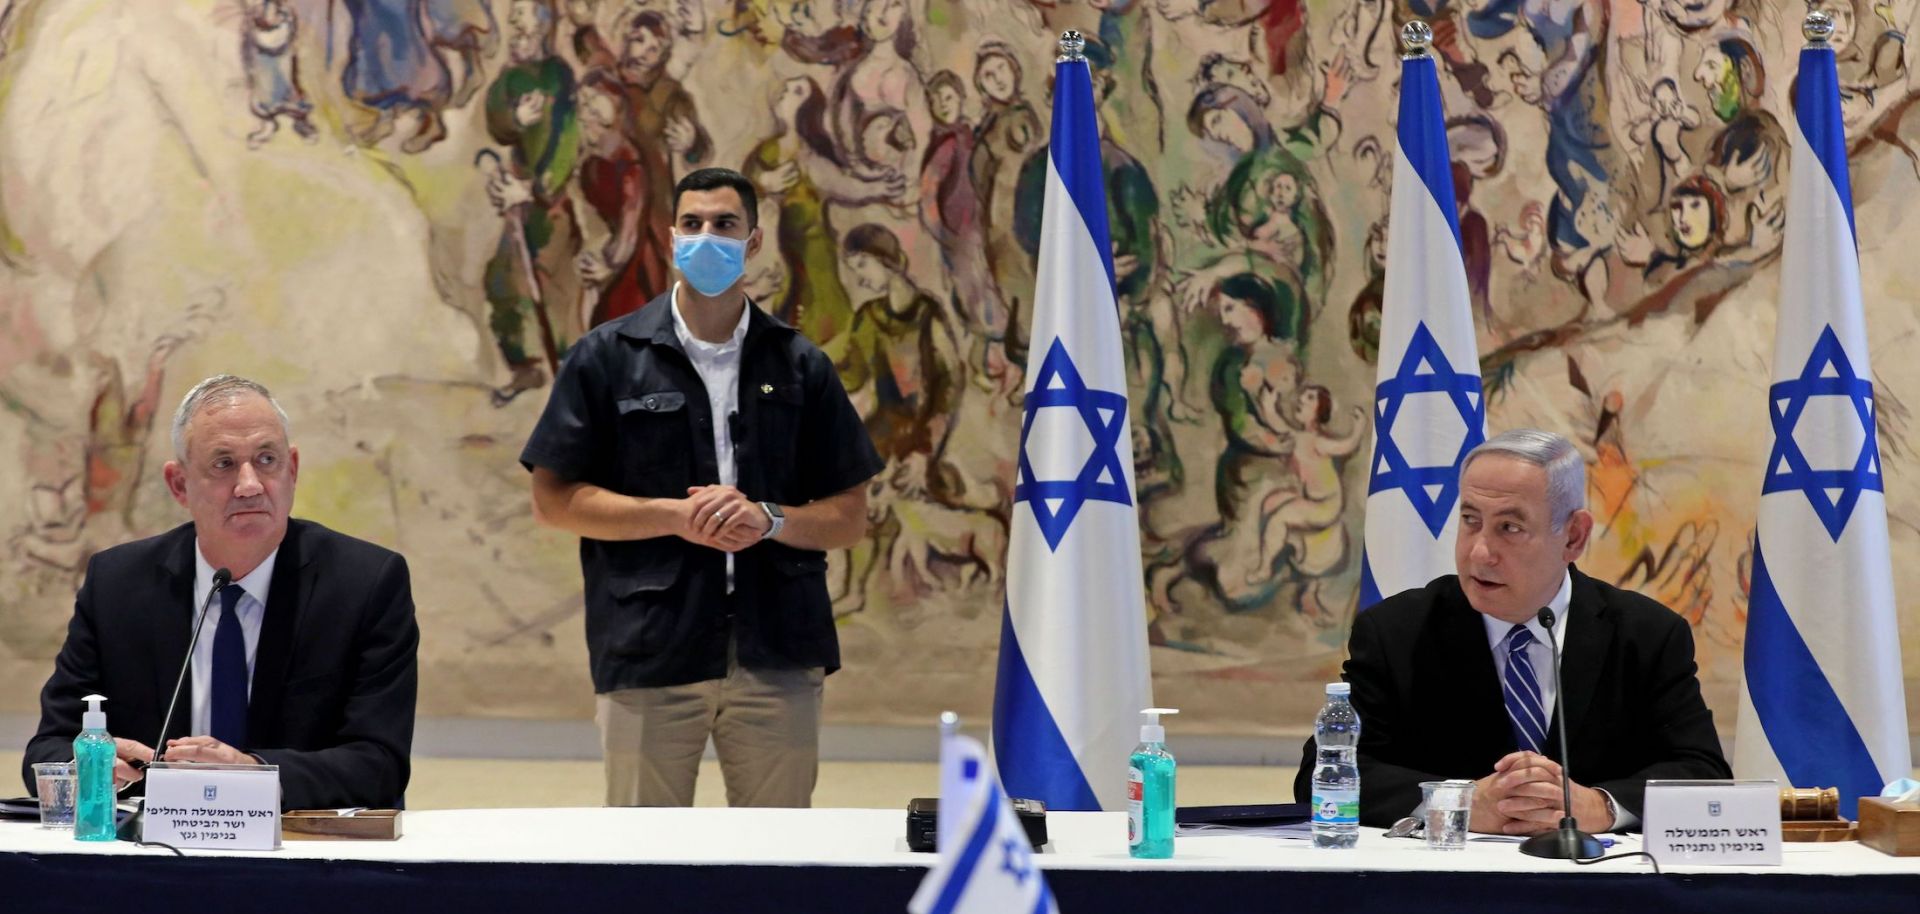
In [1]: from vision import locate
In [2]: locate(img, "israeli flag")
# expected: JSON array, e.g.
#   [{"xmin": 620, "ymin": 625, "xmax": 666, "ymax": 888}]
[
  {"xmin": 910, "ymin": 730, "xmax": 1059, "ymax": 914},
  {"xmin": 992, "ymin": 34, "xmax": 1152, "ymax": 812},
  {"xmin": 1734, "ymin": 36, "xmax": 1910, "ymax": 818},
  {"xmin": 1359, "ymin": 43, "xmax": 1486, "ymax": 608}
]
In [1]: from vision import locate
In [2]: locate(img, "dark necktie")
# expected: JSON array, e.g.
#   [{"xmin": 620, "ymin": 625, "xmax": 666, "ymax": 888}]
[
  {"xmin": 1502, "ymin": 624, "xmax": 1547, "ymax": 754},
  {"xmin": 209, "ymin": 583, "xmax": 249, "ymax": 747}
]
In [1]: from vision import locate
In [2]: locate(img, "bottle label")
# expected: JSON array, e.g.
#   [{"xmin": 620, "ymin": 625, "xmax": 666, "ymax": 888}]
[
  {"xmin": 1311, "ymin": 788, "xmax": 1359, "ymax": 826},
  {"xmin": 1127, "ymin": 766, "xmax": 1144, "ymax": 846}
]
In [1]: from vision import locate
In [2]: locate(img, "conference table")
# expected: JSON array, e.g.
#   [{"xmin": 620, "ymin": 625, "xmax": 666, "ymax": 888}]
[{"xmin": 4, "ymin": 808, "xmax": 1916, "ymax": 912}]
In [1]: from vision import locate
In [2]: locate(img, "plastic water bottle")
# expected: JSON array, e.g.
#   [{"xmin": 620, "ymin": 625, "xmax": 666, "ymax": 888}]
[{"xmin": 1311, "ymin": 682, "xmax": 1360, "ymax": 849}]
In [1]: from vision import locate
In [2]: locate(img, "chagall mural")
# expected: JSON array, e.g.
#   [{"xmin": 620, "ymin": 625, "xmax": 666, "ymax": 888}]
[{"xmin": 4, "ymin": 0, "xmax": 1920, "ymax": 737}]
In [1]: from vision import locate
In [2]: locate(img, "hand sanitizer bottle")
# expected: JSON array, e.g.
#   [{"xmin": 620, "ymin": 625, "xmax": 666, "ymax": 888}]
[
  {"xmin": 74, "ymin": 694, "xmax": 117, "ymax": 841},
  {"xmin": 1128, "ymin": 708, "xmax": 1179, "ymax": 859}
]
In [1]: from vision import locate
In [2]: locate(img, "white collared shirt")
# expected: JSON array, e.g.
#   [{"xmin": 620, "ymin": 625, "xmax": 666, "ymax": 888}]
[
  {"xmin": 670, "ymin": 282, "xmax": 750, "ymax": 589},
  {"xmin": 1481, "ymin": 571, "xmax": 1574, "ymax": 719},
  {"xmin": 189, "ymin": 544, "xmax": 279, "ymax": 737}
]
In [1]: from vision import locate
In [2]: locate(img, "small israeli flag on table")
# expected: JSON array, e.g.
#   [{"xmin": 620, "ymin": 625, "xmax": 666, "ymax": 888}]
[
  {"xmin": 911, "ymin": 718, "xmax": 1060, "ymax": 914},
  {"xmin": 1358, "ymin": 22, "xmax": 1486, "ymax": 608},
  {"xmin": 992, "ymin": 30, "xmax": 1152, "ymax": 813},
  {"xmin": 1734, "ymin": 11, "xmax": 1911, "ymax": 819}
]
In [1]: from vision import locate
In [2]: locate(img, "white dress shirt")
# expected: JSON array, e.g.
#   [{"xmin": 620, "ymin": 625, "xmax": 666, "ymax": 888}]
[
  {"xmin": 1477, "ymin": 570, "xmax": 1634, "ymax": 830},
  {"xmin": 670, "ymin": 283, "xmax": 750, "ymax": 590},
  {"xmin": 189, "ymin": 544, "xmax": 278, "ymax": 738}
]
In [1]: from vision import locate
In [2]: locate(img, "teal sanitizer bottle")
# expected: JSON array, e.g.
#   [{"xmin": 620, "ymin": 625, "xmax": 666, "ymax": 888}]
[
  {"xmin": 73, "ymin": 693, "xmax": 117, "ymax": 841},
  {"xmin": 1127, "ymin": 708, "xmax": 1179, "ymax": 859}
]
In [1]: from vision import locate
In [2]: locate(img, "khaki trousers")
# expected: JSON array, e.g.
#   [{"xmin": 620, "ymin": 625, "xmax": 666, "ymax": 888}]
[{"xmin": 596, "ymin": 651, "xmax": 824, "ymax": 808}]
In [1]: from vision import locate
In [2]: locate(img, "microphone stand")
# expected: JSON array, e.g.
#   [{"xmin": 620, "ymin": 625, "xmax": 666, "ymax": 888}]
[
  {"xmin": 1519, "ymin": 606, "xmax": 1605, "ymax": 860},
  {"xmin": 117, "ymin": 568, "xmax": 232, "ymax": 842}
]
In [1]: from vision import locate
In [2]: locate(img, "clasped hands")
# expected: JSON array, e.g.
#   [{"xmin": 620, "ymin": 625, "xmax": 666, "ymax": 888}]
[
  {"xmin": 681, "ymin": 485, "xmax": 772, "ymax": 552},
  {"xmin": 108, "ymin": 736, "xmax": 257, "ymax": 790},
  {"xmin": 1470, "ymin": 751, "xmax": 1614, "ymax": 836}
]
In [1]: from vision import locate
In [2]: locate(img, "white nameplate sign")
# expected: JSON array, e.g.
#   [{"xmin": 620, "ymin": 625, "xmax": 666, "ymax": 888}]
[
  {"xmin": 1644, "ymin": 779, "xmax": 1781, "ymax": 866},
  {"xmin": 142, "ymin": 762, "xmax": 282, "ymax": 850}
]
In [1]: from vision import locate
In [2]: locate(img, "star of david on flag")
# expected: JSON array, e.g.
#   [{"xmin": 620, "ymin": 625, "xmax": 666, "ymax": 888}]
[
  {"xmin": 1369, "ymin": 322, "xmax": 1487, "ymax": 537},
  {"xmin": 1735, "ymin": 37, "xmax": 1908, "ymax": 820},
  {"xmin": 1357, "ymin": 49, "xmax": 1486, "ymax": 608},
  {"xmin": 993, "ymin": 35, "xmax": 1152, "ymax": 815},
  {"xmin": 1015, "ymin": 339, "xmax": 1133, "ymax": 552},
  {"xmin": 1761, "ymin": 326, "xmax": 1882, "ymax": 541}
]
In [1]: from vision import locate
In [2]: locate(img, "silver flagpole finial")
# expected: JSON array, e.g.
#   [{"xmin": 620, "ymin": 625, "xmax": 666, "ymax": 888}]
[
  {"xmin": 1400, "ymin": 20, "xmax": 1434, "ymax": 59},
  {"xmin": 1057, "ymin": 29, "xmax": 1087, "ymax": 63},
  {"xmin": 1804, "ymin": 7, "xmax": 1836, "ymax": 45}
]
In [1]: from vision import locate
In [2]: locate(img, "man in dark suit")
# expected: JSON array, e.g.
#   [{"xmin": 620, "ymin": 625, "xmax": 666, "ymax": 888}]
[
  {"xmin": 23, "ymin": 375, "xmax": 418, "ymax": 810},
  {"xmin": 1294, "ymin": 429, "xmax": 1729, "ymax": 834}
]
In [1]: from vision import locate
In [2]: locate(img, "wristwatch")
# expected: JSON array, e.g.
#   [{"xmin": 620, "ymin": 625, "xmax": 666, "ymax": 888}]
[
  {"xmin": 1596, "ymin": 788, "xmax": 1618, "ymax": 831},
  {"xmin": 759, "ymin": 501, "xmax": 785, "ymax": 541}
]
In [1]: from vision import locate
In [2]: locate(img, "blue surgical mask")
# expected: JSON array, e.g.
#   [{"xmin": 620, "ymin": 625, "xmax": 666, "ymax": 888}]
[{"xmin": 673, "ymin": 232, "xmax": 748, "ymax": 296}]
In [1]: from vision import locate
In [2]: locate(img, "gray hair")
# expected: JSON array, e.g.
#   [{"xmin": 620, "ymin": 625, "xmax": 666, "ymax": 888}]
[
  {"xmin": 1461, "ymin": 429, "xmax": 1586, "ymax": 531},
  {"xmin": 170, "ymin": 375, "xmax": 292, "ymax": 461}
]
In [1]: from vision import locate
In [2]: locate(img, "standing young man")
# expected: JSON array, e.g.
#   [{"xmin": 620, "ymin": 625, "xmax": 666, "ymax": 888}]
[{"xmin": 522, "ymin": 167, "xmax": 882, "ymax": 807}]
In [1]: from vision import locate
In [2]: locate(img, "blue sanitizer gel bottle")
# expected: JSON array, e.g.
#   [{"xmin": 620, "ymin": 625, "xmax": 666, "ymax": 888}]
[
  {"xmin": 1128, "ymin": 708, "xmax": 1179, "ymax": 859},
  {"xmin": 74, "ymin": 694, "xmax": 117, "ymax": 841}
]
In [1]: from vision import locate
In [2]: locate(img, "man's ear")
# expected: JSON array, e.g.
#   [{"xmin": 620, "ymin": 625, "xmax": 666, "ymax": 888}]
[
  {"xmin": 163, "ymin": 461, "xmax": 189, "ymax": 508},
  {"xmin": 747, "ymin": 224, "xmax": 764, "ymax": 260},
  {"xmin": 1562, "ymin": 509, "xmax": 1594, "ymax": 562}
]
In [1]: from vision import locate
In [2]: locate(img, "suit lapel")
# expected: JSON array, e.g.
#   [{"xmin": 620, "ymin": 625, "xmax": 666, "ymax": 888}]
[
  {"xmin": 153, "ymin": 526, "xmax": 197, "ymax": 744},
  {"xmin": 248, "ymin": 520, "xmax": 307, "ymax": 744},
  {"xmin": 1551, "ymin": 565, "xmax": 1611, "ymax": 756},
  {"xmin": 1429, "ymin": 582, "xmax": 1515, "ymax": 758}
]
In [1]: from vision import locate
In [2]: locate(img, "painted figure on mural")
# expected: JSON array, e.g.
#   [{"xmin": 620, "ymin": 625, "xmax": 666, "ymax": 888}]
[
  {"xmin": 576, "ymin": 73, "xmax": 654, "ymax": 326},
  {"xmin": 833, "ymin": 0, "xmax": 929, "ymax": 195},
  {"xmin": 339, "ymin": 0, "xmax": 453, "ymax": 152},
  {"xmin": 832, "ymin": 222, "xmax": 988, "ymax": 607},
  {"xmin": 242, "ymin": 0, "xmax": 317, "ymax": 148},
  {"xmin": 1254, "ymin": 384, "xmax": 1365, "ymax": 622},
  {"xmin": 1625, "ymin": 76, "xmax": 1702, "ymax": 214},
  {"xmin": 9, "ymin": 342, "xmax": 184, "ymax": 579},
  {"xmin": 1174, "ymin": 61, "xmax": 1345, "ymax": 321},
  {"xmin": 1470, "ymin": 0, "xmax": 1617, "ymax": 308},
  {"xmin": 745, "ymin": 76, "xmax": 906, "ymax": 350},
  {"xmin": 1199, "ymin": 272, "xmax": 1308, "ymax": 607},
  {"xmin": 483, "ymin": 0, "xmax": 585, "ymax": 404},
  {"xmin": 971, "ymin": 40, "xmax": 1041, "ymax": 369},
  {"xmin": 918, "ymin": 69, "xmax": 1005, "ymax": 341},
  {"xmin": 616, "ymin": 13, "xmax": 711, "ymax": 316}
]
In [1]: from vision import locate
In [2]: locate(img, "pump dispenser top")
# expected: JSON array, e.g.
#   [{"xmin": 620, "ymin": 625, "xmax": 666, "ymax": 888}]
[
  {"xmin": 81, "ymin": 694, "xmax": 107, "ymax": 730},
  {"xmin": 1139, "ymin": 708, "xmax": 1179, "ymax": 743}
]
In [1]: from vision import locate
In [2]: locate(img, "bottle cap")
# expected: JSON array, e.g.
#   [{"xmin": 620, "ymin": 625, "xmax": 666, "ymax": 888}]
[
  {"xmin": 1326, "ymin": 682, "xmax": 1352, "ymax": 696},
  {"xmin": 1139, "ymin": 707, "xmax": 1179, "ymax": 743},
  {"xmin": 82, "ymin": 694, "xmax": 107, "ymax": 731}
]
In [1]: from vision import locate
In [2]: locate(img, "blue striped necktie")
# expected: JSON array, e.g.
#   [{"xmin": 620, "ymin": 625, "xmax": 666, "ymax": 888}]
[
  {"xmin": 210, "ymin": 583, "xmax": 249, "ymax": 747},
  {"xmin": 1502, "ymin": 624, "xmax": 1548, "ymax": 753}
]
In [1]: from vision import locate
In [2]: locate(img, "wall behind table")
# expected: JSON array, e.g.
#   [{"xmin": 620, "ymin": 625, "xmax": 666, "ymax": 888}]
[{"xmin": 3, "ymin": 0, "xmax": 1918, "ymax": 747}]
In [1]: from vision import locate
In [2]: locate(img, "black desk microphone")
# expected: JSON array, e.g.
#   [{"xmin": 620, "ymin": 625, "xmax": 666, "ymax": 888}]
[
  {"xmin": 1519, "ymin": 606, "xmax": 1605, "ymax": 860},
  {"xmin": 117, "ymin": 567, "xmax": 231, "ymax": 842}
]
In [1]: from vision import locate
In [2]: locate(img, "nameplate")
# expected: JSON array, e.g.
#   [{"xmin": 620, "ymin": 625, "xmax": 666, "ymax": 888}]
[
  {"xmin": 142, "ymin": 762, "xmax": 282, "ymax": 850},
  {"xmin": 1644, "ymin": 779, "xmax": 1781, "ymax": 866}
]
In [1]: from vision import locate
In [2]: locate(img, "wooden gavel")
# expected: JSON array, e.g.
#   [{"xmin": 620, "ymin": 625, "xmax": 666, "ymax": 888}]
[{"xmin": 1781, "ymin": 787, "xmax": 1841, "ymax": 820}]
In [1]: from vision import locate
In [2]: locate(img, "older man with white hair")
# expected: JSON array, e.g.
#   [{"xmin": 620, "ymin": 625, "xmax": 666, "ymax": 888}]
[
  {"xmin": 23, "ymin": 375, "xmax": 419, "ymax": 810},
  {"xmin": 1293, "ymin": 429, "xmax": 1730, "ymax": 833}
]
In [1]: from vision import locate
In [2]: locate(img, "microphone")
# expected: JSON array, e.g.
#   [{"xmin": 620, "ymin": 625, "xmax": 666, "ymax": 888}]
[
  {"xmin": 1519, "ymin": 606, "xmax": 1605, "ymax": 860},
  {"xmin": 118, "ymin": 566, "xmax": 232, "ymax": 842}
]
